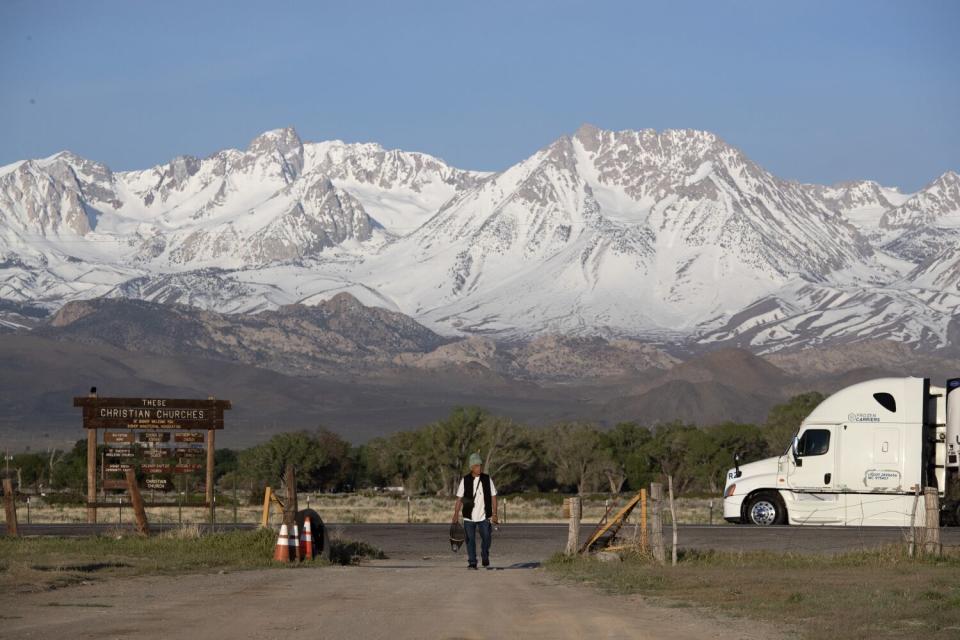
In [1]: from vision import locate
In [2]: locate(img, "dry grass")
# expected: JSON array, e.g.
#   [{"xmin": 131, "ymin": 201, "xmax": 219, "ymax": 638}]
[
  {"xmin": 546, "ymin": 546, "xmax": 960, "ymax": 640},
  {"xmin": 0, "ymin": 528, "xmax": 385, "ymax": 593}
]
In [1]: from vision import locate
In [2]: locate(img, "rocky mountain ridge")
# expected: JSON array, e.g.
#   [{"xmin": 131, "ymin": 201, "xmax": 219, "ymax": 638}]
[{"xmin": 1, "ymin": 125, "xmax": 957, "ymax": 354}]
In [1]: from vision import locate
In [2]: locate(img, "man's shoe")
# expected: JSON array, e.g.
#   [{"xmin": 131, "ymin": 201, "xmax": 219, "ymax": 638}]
[
  {"xmin": 482, "ymin": 559, "xmax": 490, "ymax": 568},
  {"xmin": 468, "ymin": 564, "xmax": 478, "ymax": 570}
]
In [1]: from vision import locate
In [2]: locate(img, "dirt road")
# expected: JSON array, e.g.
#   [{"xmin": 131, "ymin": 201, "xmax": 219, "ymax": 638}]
[
  {"xmin": 7, "ymin": 521, "xmax": 944, "ymax": 638},
  {"xmin": 3, "ymin": 555, "xmax": 780, "ymax": 640}
]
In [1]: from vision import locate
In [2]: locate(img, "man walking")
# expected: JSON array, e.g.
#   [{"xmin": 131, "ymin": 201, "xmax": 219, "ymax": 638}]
[{"xmin": 452, "ymin": 452, "xmax": 498, "ymax": 569}]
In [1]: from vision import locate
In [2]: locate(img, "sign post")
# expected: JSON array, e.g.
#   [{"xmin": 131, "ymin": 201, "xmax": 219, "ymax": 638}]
[
  {"xmin": 207, "ymin": 422, "xmax": 216, "ymax": 525},
  {"xmin": 73, "ymin": 393, "xmax": 230, "ymax": 521},
  {"xmin": 87, "ymin": 421, "xmax": 97, "ymax": 523}
]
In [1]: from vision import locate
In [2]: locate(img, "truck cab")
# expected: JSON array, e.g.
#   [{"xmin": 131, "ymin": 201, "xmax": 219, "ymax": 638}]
[{"xmin": 723, "ymin": 377, "xmax": 952, "ymax": 527}]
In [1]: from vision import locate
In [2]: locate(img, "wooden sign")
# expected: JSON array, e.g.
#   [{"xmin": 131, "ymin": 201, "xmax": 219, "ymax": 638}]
[
  {"xmin": 141, "ymin": 463, "xmax": 173, "ymax": 474},
  {"xmin": 139, "ymin": 432, "xmax": 171, "ymax": 443},
  {"xmin": 144, "ymin": 477, "xmax": 172, "ymax": 491},
  {"xmin": 76, "ymin": 393, "xmax": 228, "ymax": 523},
  {"xmin": 73, "ymin": 397, "xmax": 231, "ymax": 430}
]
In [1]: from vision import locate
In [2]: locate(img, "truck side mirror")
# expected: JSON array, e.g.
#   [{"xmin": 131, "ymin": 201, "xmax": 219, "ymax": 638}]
[
  {"xmin": 791, "ymin": 436, "xmax": 802, "ymax": 467},
  {"xmin": 733, "ymin": 452, "xmax": 742, "ymax": 478}
]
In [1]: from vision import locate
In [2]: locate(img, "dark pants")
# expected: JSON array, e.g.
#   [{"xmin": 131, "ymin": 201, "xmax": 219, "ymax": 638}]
[{"xmin": 464, "ymin": 519, "xmax": 491, "ymax": 567}]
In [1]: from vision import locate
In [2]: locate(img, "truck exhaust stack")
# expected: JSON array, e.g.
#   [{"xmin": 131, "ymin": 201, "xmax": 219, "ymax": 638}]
[{"xmin": 947, "ymin": 378, "xmax": 960, "ymax": 469}]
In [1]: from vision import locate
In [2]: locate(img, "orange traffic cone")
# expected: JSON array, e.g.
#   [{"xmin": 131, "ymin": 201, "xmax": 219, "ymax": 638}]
[
  {"xmin": 290, "ymin": 524, "xmax": 301, "ymax": 562},
  {"xmin": 273, "ymin": 524, "xmax": 290, "ymax": 562},
  {"xmin": 301, "ymin": 518, "xmax": 314, "ymax": 559}
]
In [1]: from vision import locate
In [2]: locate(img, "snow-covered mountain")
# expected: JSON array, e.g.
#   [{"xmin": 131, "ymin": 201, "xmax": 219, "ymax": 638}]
[{"xmin": 1, "ymin": 125, "xmax": 957, "ymax": 353}]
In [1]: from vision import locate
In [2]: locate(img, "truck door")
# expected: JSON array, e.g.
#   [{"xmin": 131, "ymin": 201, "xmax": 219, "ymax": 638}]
[{"xmin": 786, "ymin": 425, "xmax": 842, "ymax": 523}]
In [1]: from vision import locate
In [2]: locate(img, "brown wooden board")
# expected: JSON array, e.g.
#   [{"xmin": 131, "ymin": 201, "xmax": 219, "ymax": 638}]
[
  {"xmin": 141, "ymin": 463, "xmax": 173, "ymax": 474},
  {"xmin": 75, "ymin": 397, "xmax": 230, "ymax": 430},
  {"xmin": 74, "ymin": 397, "xmax": 232, "ymax": 409},
  {"xmin": 78, "ymin": 396, "xmax": 228, "ymax": 513},
  {"xmin": 85, "ymin": 414, "xmax": 225, "ymax": 430},
  {"xmin": 144, "ymin": 477, "xmax": 172, "ymax": 491},
  {"xmin": 138, "ymin": 432, "xmax": 171, "ymax": 443}
]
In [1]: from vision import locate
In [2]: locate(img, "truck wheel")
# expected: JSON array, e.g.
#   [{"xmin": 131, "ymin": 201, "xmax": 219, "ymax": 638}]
[
  {"xmin": 745, "ymin": 492, "xmax": 786, "ymax": 526},
  {"xmin": 950, "ymin": 502, "xmax": 960, "ymax": 527}
]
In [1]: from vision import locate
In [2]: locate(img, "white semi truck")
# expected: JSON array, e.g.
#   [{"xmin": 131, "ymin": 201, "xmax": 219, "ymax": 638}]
[{"xmin": 723, "ymin": 377, "xmax": 960, "ymax": 526}]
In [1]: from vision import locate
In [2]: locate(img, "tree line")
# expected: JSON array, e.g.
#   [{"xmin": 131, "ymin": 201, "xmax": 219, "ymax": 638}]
[{"xmin": 5, "ymin": 392, "xmax": 824, "ymax": 498}]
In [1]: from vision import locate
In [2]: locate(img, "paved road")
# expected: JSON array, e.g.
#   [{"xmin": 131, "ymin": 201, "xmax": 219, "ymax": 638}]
[
  {"xmin": 15, "ymin": 523, "xmax": 256, "ymax": 537},
  {"xmin": 18, "ymin": 522, "xmax": 958, "ymax": 558}
]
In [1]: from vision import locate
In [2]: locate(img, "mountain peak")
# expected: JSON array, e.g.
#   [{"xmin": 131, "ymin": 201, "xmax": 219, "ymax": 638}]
[
  {"xmin": 934, "ymin": 169, "xmax": 960, "ymax": 186},
  {"xmin": 41, "ymin": 150, "xmax": 114, "ymax": 181},
  {"xmin": 244, "ymin": 127, "xmax": 305, "ymax": 182},
  {"xmin": 247, "ymin": 127, "xmax": 303, "ymax": 155}
]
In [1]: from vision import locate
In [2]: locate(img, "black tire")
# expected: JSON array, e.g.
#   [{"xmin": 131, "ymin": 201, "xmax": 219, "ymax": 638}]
[
  {"xmin": 948, "ymin": 502, "xmax": 960, "ymax": 527},
  {"xmin": 296, "ymin": 508, "xmax": 330, "ymax": 560},
  {"xmin": 744, "ymin": 492, "xmax": 787, "ymax": 526}
]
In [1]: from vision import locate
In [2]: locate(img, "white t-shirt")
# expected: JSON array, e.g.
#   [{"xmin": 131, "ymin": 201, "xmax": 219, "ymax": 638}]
[{"xmin": 456, "ymin": 474, "xmax": 497, "ymax": 522}]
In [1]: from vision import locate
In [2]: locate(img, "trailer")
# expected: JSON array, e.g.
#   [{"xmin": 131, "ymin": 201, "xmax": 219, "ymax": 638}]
[{"xmin": 723, "ymin": 377, "xmax": 960, "ymax": 526}]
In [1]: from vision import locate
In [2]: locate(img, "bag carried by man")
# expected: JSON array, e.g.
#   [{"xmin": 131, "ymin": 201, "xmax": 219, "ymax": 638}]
[{"xmin": 449, "ymin": 520, "xmax": 466, "ymax": 552}]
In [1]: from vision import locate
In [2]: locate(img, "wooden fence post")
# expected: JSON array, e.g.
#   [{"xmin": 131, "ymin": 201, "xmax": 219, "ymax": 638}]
[
  {"xmin": 908, "ymin": 485, "xmax": 920, "ymax": 557},
  {"xmin": 206, "ymin": 425, "xmax": 216, "ymax": 526},
  {"xmin": 260, "ymin": 486, "xmax": 273, "ymax": 528},
  {"xmin": 923, "ymin": 487, "xmax": 942, "ymax": 557},
  {"xmin": 2, "ymin": 478, "xmax": 17, "ymax": 537},
  {"xmin": 86, "ymin": 427, "xmax": 97, "ymax": 524},
  {"xmin": 667, "ymin": 476, "xmax": 678, "ymax": 566},
  {"xmin": 283, "ymin": 465, "xmax": 301, "ymax": 560},
  {"xmin": 124, "ymin": 469, "xmax": 150, "ymax": 537},
  {"xmin": 565, "ymin": 496, "xmax": 581, "ymax": 555},
  {"xmin": 640, "ymin": 488, "xmax": 647, "ymax": 553},
  {"xmin": 284, "ymin": 465, "xmax": 298, "ymax": 526},
  {"xmin": 650, "ymin": 482, "xmax": 665, "ymax": 565}
]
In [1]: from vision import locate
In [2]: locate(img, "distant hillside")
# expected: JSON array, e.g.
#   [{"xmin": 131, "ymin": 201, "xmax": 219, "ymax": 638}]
[{"xmin": 3, "ymin": 295, "xmax": 956, "ymax": 451}]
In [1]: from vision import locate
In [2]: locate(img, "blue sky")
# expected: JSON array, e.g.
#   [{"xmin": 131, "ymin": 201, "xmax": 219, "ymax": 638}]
[{"xmin": 1, "ymin": 0, "xmax": 957, "ymax": 191}]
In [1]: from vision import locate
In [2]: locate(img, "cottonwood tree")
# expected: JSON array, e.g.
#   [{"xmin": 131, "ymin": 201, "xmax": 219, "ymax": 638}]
[
  {"xmin": 646, "ymin": 422, "xmax": 700, "ymax": 493},
  {"xmin": 701, "ymin": 422, "xmax": 769, "ymax": 492},
  {"xmin": 238, "ymin": 431, "xmax": 344, "ymax": 492},
  {"xmin": 478, "ymin": 417, "xmax": 535, "ymax": 489},
  {"xmin": 544, "ymin": 422, "xmax": 605, "ymax": 495},
  {"xmin": 360, "ymin": 432, "xmax": 420, "ymax": 491},
  {"xmin": 599, "ymin": 422, "xmax": 652, "ymax": 493},
  {"xmin": 418, "ymin": 407, "xmax": 487, "ymax": 496},
  {"xmin": 764, "ymin": 392, "xmax": 826, "ymax": 453}
]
